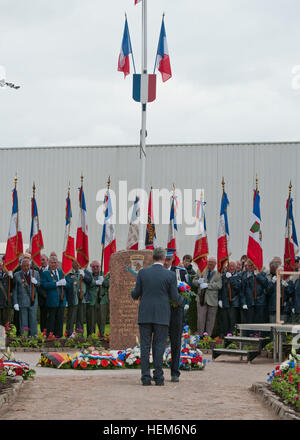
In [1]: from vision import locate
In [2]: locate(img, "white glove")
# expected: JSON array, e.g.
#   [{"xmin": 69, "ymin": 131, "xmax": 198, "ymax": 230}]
[
  {"xmin": 14, "ymin": 304, "xmax": 19, "ymax": 311},
  {"xmin": 254, "ymin": 270, "xmax": 259, "ymax": 276},
  {"xmin": 292, "ymin": 308, "xmax": 295, "ymax": 314},
  {"xmin": 272, "ymin": 275, "xmax": 277, "ymax": 283},
  {"xmin": 226, "ymin": 272, "xmax": 232, "ymax": 279},
  {"xmin": 31, "ymin": 277, "xmax": 38, "ymax": 285},
  {"xmin": 184, "ymin": 304, "xmax": 189, "ymax": 311},
  {"xmin": 282, "ymin": 280, "xmax": 288, "ymax": 287},
  {"xmin": 79, "ymin": 269, "xmax": 85, "ymax": 277},
  {"xmin": 218, "ymin": 300, "xmax": 223, "ymax": 308},
  {"xmin": 56, "ymin": 279, "xmax": 66, "ymax": 287},
  {"xmin": 96, "ymin": 276, "xmax": 104, "ymax": 286},
  {"xmin": 8, "ymin": 271, "xmax": 13, "ymax": 279},
  {"xmin": 197, "ymin": 278, "xmax": 204, "ymax": 285},
  {"xmin": 242, "ymin": 305, "xmax": 248, "ymax": 310},
  {"xmin": 200, "ymin": 282, "xmax": 208, "ymax": 289}
]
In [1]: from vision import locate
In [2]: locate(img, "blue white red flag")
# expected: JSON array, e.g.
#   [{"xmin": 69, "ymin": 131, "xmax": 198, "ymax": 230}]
[
  {"xmin": 118, "ymin": 17, "xmax": 133, "ymax": 78},
  {"xmin": 284, "ymin": 195, "xmax": 299, "ymax": 272},
  {"xmin": 217, "ymin": 191, "xmax": 230, "ymax": 273},
  {"xmin": 193, "ymin": 199, "xmax": 209, "ymax": 275},
  {"xmin": 4, "ymin": 188, "xmax": 23, "ymax": 272},
  {"xmin": 134, "ymin": 0, "xmax": 142, "ymax": 4},
  {"xmin": 101, "ymin": 190, "xmax": 116, "ymax": 275},
  {"xmin": 133, "ymin": 74, "xmax": 156, "ymax": 103},
  {"xmin": 154, "ymin": 17, "xmax": 172, "ymax": 82},
  {"xmin": 247, "ymin": 190, "xmax": 263, "ymax": 271},
  {"xmin": 167, "ymin": 193, "xmax": 180, "ymax": 266},
  {"xmin": 30, "ymin": 196, "xmax": 44, "ymax": 268},
  {"xmin": 127, "ymin": 196, "xmax": 140, "ymax": 250},
  {"xmin": 76, "ymin": 185, "xmax": 89, "ymax": 268},
  {"xmin": 62, "ymin": 192, "xmax": 75, "ymax": 275}
]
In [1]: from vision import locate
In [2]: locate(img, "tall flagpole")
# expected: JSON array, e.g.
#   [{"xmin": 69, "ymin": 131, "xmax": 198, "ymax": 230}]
[{"xmin": 139, "ymin": 0, "xmax": 147, "ymax": 250}]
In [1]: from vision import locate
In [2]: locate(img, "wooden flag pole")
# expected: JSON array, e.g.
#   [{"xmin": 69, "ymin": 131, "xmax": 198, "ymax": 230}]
[
  {"xmin": 31, "ymin": 182, "xmax": 36, "ymax": 305},
  {"xmin": 79, "ymin": 173, "xmax": 84, "ymax": 301}
]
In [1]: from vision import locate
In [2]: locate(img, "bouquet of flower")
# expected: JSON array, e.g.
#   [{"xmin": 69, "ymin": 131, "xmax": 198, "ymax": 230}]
[
  {"xmin": 118, "ymin": 346, "xmax": 142, "ymax": 368},
  {"xmin": 0, "ymin": 348, "xmax": 36, "ymax": 380},
  {"xmin": 72, "ymin": 348, "xmax": 124, "ymax": 369}
]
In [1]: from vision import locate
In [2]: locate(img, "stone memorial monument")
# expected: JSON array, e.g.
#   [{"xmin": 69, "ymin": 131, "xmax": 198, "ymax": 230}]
[{"xmin": 109, "ymin": 249, "xmax": 153, "ymax": 350}]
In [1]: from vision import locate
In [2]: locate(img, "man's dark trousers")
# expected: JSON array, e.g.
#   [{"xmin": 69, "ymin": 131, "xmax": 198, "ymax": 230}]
[
  {"xmin": 139, "ymin": 323, "xmax": 169, "ymax": 385},
  {"xmin": 170, "ymin": 306, "xmax": 184, "ymax": 378}
]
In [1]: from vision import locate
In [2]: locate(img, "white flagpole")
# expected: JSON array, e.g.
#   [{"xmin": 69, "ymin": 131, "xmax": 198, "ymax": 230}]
[{"xmin": 138, "ymin": 0, "xmax": 147, "ymax": 250}]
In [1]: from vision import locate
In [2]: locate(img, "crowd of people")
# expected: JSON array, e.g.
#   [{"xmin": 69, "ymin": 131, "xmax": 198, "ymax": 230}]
[{"xmin": 0, "ymin": 251, "xmax": 109, "ymax": 339}]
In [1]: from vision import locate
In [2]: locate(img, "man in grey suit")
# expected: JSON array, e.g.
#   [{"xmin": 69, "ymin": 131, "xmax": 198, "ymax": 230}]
[
  {"xmin": 12, "ymin": 257, "xmax": 40, "ymax": 337},
  {"xmin": 131, "ymin": 247, "xmax": 183, "ymax": 386}
]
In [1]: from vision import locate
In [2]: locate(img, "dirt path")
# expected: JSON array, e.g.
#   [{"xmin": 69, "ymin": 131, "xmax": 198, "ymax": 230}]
[{"xmin": 0, "ymin": 352, "xmax": 279, "ymax": 420}]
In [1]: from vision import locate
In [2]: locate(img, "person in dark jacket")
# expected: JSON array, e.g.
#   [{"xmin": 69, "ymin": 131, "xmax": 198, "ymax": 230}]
[
  {"xmin": 218, "ymin": 261, "xmax": 242, "ymax": 336},
  {"xmin": 265, "ymin": 259, "xmax": 292, "ymax": 323},
  {"xmin": 131, "ymin": 247, "xmax": 183, "ymax": 386}
]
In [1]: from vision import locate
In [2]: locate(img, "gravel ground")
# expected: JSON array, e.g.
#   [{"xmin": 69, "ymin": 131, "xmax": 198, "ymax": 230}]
[{"xmin": 0, "ymin": 352, "xmax": 280, "ymax": 420}]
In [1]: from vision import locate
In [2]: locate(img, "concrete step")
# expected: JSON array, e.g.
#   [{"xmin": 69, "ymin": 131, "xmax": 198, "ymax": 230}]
[{"xmin": 212, "ymin": 348, "xmax": 260, "ymax": 362}]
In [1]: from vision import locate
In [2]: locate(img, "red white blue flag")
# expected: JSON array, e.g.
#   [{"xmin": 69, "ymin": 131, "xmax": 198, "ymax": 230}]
[
  {"xmin": 76, "ymin": 185, "xmax": 89, "ymax": 268},
  {"xmin": 145, "ymin": 188, "xmax": 156, "ymax": 250},
  {"xmin": 4, "ymin": 187, "xmax": 23, "ymax": 272},
  {"xmin": 118, "ymin": 17, "xmax": 133, "ymax": 78},
  {"xmin": 193, "ymin": 199, "xmax": 209, "ymax": 275},
  {"xmin": 127, "ymin": 196, "xmax": 140, "ymax": 250},
  {"xmin": 154, "ymin": 17, "xmax": 172, "ymax": 82},
  {"xmin": 30, "ymin": 196, "xmax": 44, "ymax": 268},
  {"xmin": 217, "ymin": 191, "xmax": 230, "ymax": 273},
  {"xmin": 134, "ymin": 0, "xmax": 142, "ymax": 4},
  {"xmin": 62, "ymin": 192, "xmax": 75, "ymax": 275},
  {"xmin": 247, "ymin": 189, "xmax": 263, "ymax": 272},
  {"xmin": 284, "ymin": 195, "xmax": 298, "ymax": 272},
  {"xmin": 133, "ymin": 74, "xmax": 156, "ymax": 103},
  {"xmin": 167, "ymin": 193, "xmax": 180, "ymax": 266},
  {"xmin": 101, "ymin": 190, "xmax": 116, "ymax": 275}
]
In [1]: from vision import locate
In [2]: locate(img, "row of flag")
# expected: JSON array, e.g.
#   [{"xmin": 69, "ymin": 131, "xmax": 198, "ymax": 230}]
[
  {"xmin": 3, "ymin": 180, "xmax": 299, "ymax": 280},
  {"xmin": 3, "ymin": 179, "xmax": 116, "ymax": 281},
  {"xmin": 118, "ymin": 13, "xmax": 172, "ymax": 82}
]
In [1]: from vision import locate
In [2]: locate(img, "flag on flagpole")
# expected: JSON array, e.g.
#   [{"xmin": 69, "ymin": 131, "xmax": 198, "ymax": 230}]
[
  {"xmin": 30, "ymin": 195, "xmax": 44, "ymax": 268},
  {"xmin": 145, "ymin": 188, "xmax": 156, "ymax": 249},
  {"xmin": 217, "ymin": 191, "xmax": 230, "ymax": 273},
  {"xmin": 284, "ymin": 194, "xmax": 298, "ymax": 272},
  {"xmin": 76, "ymin": 184, "xmax": 89, "ymax": 268},
  {"xmin": 118, "ymin": 17, "xmax": 133, "ymax": 78},
  {"xmin": 247, "ymin": 189, "xmax": 263, "ymax": 271},
  {"xmin": 62, "ymin": 191, "xmax": 75, "ymax": 275},
  {"xmin": 101, "ymin": 189, "xmax": 116, "ymax": 276},
  {"xmin": 127, "ymin": 196, "xmax": 140, "ymax": 250},
  {"xmin": 193, "ymin": 199, "xmax": 209, "ymax": 275},
  {"xmin": 134, "ymin": 0, "xmax": 142, "ymax": 4},
  {"xmin": 167, "ymin": 192, "xmax": 180, "ymax": 266},
  {"xmin": 154, "ymin": 16, "xmax": 172, "ymax": 82},
  {"xmin": 4, "ymin": 186, "xmax": 23, "ymax": 272}
]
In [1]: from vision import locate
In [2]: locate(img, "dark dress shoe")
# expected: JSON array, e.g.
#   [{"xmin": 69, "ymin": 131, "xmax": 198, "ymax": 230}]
[
  {"xmin": 171, "ymin": 376, "xmax": 179, "ymax": 382},
  {"xmin": 142, "ymin": 382, "xmax": 151, "ymax": 386},
  {"xmin": 155, "ymin": 382, "xmax": 164, "ymax": 386}
]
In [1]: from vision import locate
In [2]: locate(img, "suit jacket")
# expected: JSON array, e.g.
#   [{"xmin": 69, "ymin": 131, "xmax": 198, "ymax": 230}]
[
  {"xmin": 240, "ymin": 271, "xmax": 268, "ymax": 307},
  {"xmin": 219, "ymin": 271, "xmax": 242, "ymax": 308},
  {"xmin": 12, "ymin": 270, "xmax": 40, "ymax": 308},
  {"xmin": 193, "ymin": 268, "xmax": 222, "ymax": 307},
  {"xmin": 66, "ymin": 269, "xmax": 92, "ymax": 305},
  {"xmin": 131, "ymin": 264, "xmax": 183, "ymax": 325},
  {"xmin": 0, "ymin": 272, "xmax": 10, "ymax": 308},
  {"xmin": 40, "ymin": 269, "xmax": 69, "ymax": 308}
]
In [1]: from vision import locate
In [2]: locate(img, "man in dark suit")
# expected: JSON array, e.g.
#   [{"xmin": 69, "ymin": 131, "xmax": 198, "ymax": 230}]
[{"xmin": 131, "ymin": 247, "xmax": 183, "ymax": 386}]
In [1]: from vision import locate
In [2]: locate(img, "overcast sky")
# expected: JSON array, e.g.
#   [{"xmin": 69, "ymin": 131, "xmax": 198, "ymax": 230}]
[{"xmin": 1, "ymin": 0, "xmax": 300, "ymax": 148}]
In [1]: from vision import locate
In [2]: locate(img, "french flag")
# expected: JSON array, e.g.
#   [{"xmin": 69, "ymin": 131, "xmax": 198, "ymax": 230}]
[
  {"xmin": 133, "ymin": 74, "xmax": 156, "ymax": 103},
  {"xmin": 30, "ymin": 196, "xmax": 44, "ymax": 268},
  {"xmin": 134, "ymin": 0, "xmax": 142, "ymax": 4},
  {"xmin": 247, "ymin": 190, "xmax": 263, "ymax": 272},
  {"xmin": 167, "ymin": 193, "xmax": 180, "ymax": 266},
  {"xmin": 76, "ymin": 185, "xmax": 89, "ymax": 269},
  {"xmin": 62, "ymin": 193, "xmax": 75, "ymax": 275},
  {"xmin": 284, "ymin": 195, "xmax": 298, "ymax": 272},
  {"xmin": 101, "ymin": 190, "xmax": 116, "ymax": 276},
  {"xmin": 155, "ymin": 17, "xmax": 172, "ymax": 82},
  {"xmin": 118, "ymin": 17, "xmax": 133, "ymax": 78},
  {"xmin": 4, "ymin": 188, "xmax": 23, "ymax": 272},
  {"xmin": 217, "ymin": 191, "xmax": 231, "ymax": 273}
]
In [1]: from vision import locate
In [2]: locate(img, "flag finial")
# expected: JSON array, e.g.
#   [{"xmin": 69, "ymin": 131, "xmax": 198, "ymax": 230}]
[
  {"xmin": 255, "ymin": 174, "xmax": 258, "ymax": 191},
  {"xmin": 68, "ymin": 181, "xmax": 71, "ymax": 197},
  {"xmin": 14, "ymin": 174, "xmax": 18, "ymax": 188},
  {"xmin": 32, "ymin": 181, "xmax": 36, "ymax": 197},
  {"xmin": 107, "ymin": 176, "xmax": 111, "ymax": 190},
  {"xmin": 81, "ymin": 173, "xmax": 84, "ymax": 187},
  {"xmin": 172, "ymin": 183, "xmax": 175, "ymax": 193},
  {"xmin": 163, "ymin": 12, "xmax": 165, "ymax": 19},
  {"xmin": 289, "ymin": 180, "xmax": 292, "ymax": 197},
  {"xmin": 222, "ymin": 177, "xmax": 225, "ymax": 193}
]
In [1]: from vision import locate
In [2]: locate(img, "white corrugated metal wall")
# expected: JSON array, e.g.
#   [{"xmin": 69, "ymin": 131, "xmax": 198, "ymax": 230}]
[{"xmin": 0, "ymin": 142, "xmax": 299, "ymax": 268}]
